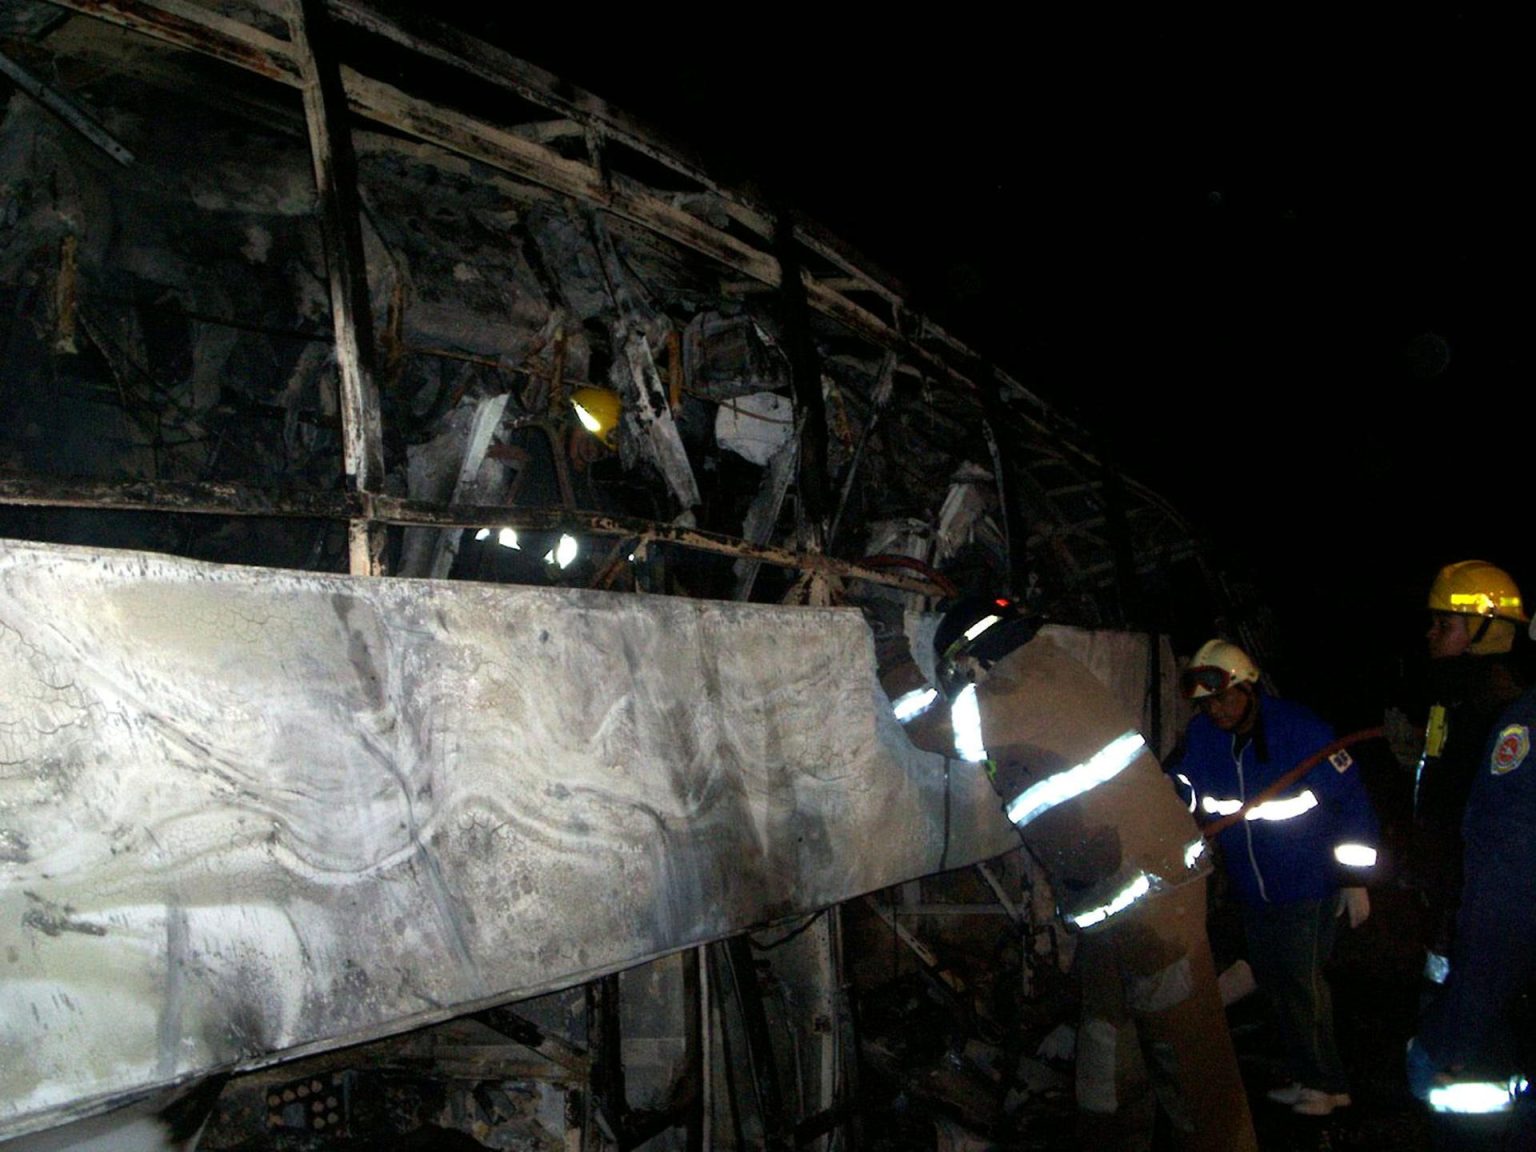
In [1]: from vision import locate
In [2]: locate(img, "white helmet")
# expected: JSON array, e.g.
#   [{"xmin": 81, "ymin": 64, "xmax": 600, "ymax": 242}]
[{"xmin": 1181, "ymin": 639, "xmax": 1260, "ymax": 700}]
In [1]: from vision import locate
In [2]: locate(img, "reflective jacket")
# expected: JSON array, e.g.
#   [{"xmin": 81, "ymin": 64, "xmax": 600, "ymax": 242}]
[
  {"xmin": 893, "ymin": 632, "xmax": 1211, "ymax": 933},
  {"xmin": 1173, "ymin": 693, "xmax": 1379, "ymax": 905}
]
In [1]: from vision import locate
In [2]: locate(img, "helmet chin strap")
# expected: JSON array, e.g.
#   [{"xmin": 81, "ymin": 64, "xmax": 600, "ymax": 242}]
[
  {"xmin": 1467, "ymin": 615, "xmax": 1492, "ymax": 648},
  {"xmin": 1233, "ymin": 684, "xmax": 1259, "ymax": 736}
]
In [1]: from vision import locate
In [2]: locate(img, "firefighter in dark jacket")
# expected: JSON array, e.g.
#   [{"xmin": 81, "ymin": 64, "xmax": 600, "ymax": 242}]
[
  {"xmin": 1413, "ymin": 560, "xmax": 1529, "ymax": 993},
  {"xmin": 1171, "ymin": 639, "xmax": 1379, "ymax": 1118},
  {"xmin": 1407, "ymin": 611, "xmax": 1536, "ymax": 1139},
  {"xmin": 873, "ymin": 595, "xmax": 1258, "ymax": 1152}
]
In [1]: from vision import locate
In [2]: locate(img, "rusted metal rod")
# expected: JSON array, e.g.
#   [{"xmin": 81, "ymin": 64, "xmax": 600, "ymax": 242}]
[{"xmin": 0, "ymin": 475, "xmax": 946, "ymax": 596}]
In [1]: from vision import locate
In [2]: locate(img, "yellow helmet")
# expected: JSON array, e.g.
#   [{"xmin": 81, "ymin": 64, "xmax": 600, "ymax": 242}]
[
  {"xmin": 1180, "ymin": 639, "xmax": 1260, "ymax": 700},
  {"xmin": 1427, "ymin": 561, "xmax": 1527, "ymax": 624},
  {"xmin": 570, "ymin": 386, "xmax": 622, "ymax": 447}
]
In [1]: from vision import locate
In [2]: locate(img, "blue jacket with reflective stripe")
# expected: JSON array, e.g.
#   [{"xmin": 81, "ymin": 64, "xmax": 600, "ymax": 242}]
[{"xmin": 1173, "ymin": 693, "xmax": 1379, "ymax": 905}]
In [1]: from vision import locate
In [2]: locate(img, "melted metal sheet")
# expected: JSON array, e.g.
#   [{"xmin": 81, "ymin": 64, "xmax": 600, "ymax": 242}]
[{"xmin": 0, "ymin": 539, "xmax": 1015, "ymax": 1140}]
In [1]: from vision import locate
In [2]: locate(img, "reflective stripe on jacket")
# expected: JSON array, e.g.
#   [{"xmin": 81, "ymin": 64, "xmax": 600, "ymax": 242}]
[
  {"xmin": 1175, "ymin": 694, "xmax": 1379, "ymax": 905},
  {"xmin": 974, "ymin": 637, "xmax": 1212, "ymax": 931}
]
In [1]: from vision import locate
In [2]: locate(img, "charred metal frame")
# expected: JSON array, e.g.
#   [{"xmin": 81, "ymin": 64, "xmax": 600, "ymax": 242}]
[
  {"xmin": 286, "ymin": 0, "xmax": 387, "ymax": 575},
  {"xmin": 0, "ymin": 0, "xmax": 1202, "ymax": 607},
  {"xmin": 0, "ymin": 475, "xmax": 946, "ymax": 596}
]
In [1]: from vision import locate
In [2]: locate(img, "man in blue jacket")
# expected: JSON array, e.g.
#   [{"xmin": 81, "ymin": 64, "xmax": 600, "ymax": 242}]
[{"xmin": 1171, "ymin": 640, "xmax": 1380, "ymax": 1118}]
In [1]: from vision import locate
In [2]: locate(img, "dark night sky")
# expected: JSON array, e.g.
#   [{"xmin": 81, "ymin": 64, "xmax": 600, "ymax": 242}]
[{"xmin": 489, "ymin": 8, "xmax": 1530, "ymax": 715}]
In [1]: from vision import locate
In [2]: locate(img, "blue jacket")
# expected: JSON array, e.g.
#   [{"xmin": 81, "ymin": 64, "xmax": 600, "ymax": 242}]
[
  {"xmin": 1415, "ymin": 685, "xmax": 1536, "ymax": 1075},
  {"xmin": 1172, "ymin": 693, "xmax": 1380, "ymax": 905},
  {"xmin": 1462, "ymin": 686, "xmax": 1536, "ymax": 891}
]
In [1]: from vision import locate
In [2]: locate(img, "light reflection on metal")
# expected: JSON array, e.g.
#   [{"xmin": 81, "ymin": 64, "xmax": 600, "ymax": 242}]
[
  {"xmin": 1065, "ymin": 871, "xmax": 1151, "ymax": 930},
  {"xmin": 1424, "ymin": 951, "xmax": 1450, "ymax": 985},
  {"xmin": 951, "ymin": 685, "xmax": 987, "ymax": 763},
  {"xmin": 544, "ymin": 534, "xmax": 579, "ymax": 568},
  {"xmin": 1334, "ymin": 842, "xmax": 1377, "ymax": 867},
  {"xmin": 1004, "ymin": 731, "xmax": 1146, "ymax": 828},
  {"xmin": 892, "ymin": 687, "xmax": 938, "ymax": 723},
  {"xmin": 475, "ymin": 527, "xmax": 519, "ymax": 549}
]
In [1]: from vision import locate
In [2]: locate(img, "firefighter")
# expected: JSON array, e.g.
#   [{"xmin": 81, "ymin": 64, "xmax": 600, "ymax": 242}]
[
  {"xmin": 1406, "ymin": 573, "xmax": 1535, "ymax": 1146},
  {"xmin": 1172, "ymin": 639, "xmax": 1379, "ymax": 1118},
  {"xmin": 1413, "ymin": 560, "xmax": 1529, "ymax": 993},
  {"xmin": 1405, "ymin": 679, "xmax": 1536, "ymax": 1141},
  {"xmin": 873, "ymin": 595, "xmax": 1258, "ymax": 1152}
]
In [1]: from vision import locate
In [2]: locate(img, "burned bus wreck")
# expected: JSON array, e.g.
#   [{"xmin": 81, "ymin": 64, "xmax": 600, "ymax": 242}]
[{"xmin": 0, "ymin": 3, "xmax": 1284, "ymax": 1148}]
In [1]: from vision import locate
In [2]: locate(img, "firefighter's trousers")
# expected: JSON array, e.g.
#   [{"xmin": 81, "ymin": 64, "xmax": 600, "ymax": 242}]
[{"xmin": 1074, "ymin": 878, "xmax": 1258, "ymax": 1152}]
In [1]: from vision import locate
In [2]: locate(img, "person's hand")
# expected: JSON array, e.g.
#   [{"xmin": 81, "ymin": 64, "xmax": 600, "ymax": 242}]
[
  {"xmin": 852, "ymin": 593, "xmax": 911, "ymax": 671},
  {"xmin": 1383, "ymin": 706, "xmax": 1425, "ymax": 771},
  {"xmin": 1036, "ymin": 1022, "xmax": 1076, "ymax": 1062},
  {"xmin": 1338, "ymin": 886, "xmax": 1370, "ymax": 928}
]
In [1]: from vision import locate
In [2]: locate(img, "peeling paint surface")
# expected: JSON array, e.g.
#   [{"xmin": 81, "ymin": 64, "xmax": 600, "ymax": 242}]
[{"xmin": 0, "ymin": 538, "xmax": 1015, "ymax": 1140}]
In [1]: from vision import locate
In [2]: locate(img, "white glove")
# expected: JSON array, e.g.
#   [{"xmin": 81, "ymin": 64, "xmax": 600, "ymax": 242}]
[
  {"xmin": 1217, "ymin": 959, "xmax": 1257, "ymax": 1007},
  {"xmin": 1338, "ymin": 886, "xmax": 1370, "ymax": 928},
  {"xmin": 1383, "ymin": 706, "xmax": 1424, "ymax": 771}
]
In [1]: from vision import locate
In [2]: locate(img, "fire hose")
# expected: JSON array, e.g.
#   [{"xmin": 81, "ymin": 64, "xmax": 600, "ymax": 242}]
[{"xmin": 1199, "ymin": 726, "xmax": 1386, "ymax": 838}]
